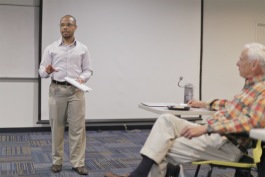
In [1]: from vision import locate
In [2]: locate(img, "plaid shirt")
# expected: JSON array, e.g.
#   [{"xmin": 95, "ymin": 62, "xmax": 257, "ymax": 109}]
[{"xmin": 206, "ymin": 75, "xmax": 265, "ymax": 149}]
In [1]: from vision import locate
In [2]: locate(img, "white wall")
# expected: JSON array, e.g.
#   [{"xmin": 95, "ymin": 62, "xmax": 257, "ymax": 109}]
[
  {"xmin": 0, "ymin": 0, "xmax": 39, "ymax": 128},
  {"xmin": 0, "ymin": 82, "xmax": 38, "ymax": 127},
  {"xmin": 202, "ymin": 0, "xmax": 265, "ymax": 101},
  {"xmin": 0, "ymin": 4, "xmax": 39, "ymax": 77}
]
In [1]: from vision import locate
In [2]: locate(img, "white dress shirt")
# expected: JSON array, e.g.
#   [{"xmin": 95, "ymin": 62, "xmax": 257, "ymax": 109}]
[{"xmin": 39, "ymin": 39, "xmax": 93, "ymax": 82}]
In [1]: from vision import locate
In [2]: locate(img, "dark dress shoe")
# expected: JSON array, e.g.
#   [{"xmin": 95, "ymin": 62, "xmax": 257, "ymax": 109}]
[
  {"xmin": 165, "ymin": 163, "xmax": 180, "ymax": 177},
  {"xmin": 51, "ymin": 164, "xmax": 62, "ymax": 173},
  {"xmin": 104, "ymin": 172, "xmax": 129, "ymax": 177},
  {"xmin": 72, "ymin": 166, "xmax": 88, "ymax": 175}
]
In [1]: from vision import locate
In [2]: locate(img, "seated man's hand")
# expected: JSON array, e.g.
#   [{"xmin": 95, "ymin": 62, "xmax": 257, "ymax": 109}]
[
  {"xmin": 188, "ymin": 99, "xmax": 206, "ymax": 108},
  {"xmin": 180, "ymin": 125, "xmax": 207, "ymax": 139}
]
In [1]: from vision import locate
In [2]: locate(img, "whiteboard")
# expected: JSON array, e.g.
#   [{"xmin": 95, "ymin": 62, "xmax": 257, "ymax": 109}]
[
  {"xmin": 0, "ymin": 5, "xmax": 39, "ymax": 78},
  {"xmin": 41, "ymin": 0, "xmax": 201, "ymax": 120}
]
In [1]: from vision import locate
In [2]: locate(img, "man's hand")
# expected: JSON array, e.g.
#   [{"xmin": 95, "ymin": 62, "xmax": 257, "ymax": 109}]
[
  {"xmin": 180, "ymin": 125, "xmax": 207, "ymax": 139},
  {"xmin": 188, "ymin": 99, "xmax": 206, "ymax": 108},
  {"xmin": 45, "ymin": 65, "xmax": 57, "ymax": 74}
]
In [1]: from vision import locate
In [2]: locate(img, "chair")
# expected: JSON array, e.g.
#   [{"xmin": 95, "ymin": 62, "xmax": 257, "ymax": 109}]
[{"xmin": 192, "ymin": 139, "xmax": 265, "ymax": 177}]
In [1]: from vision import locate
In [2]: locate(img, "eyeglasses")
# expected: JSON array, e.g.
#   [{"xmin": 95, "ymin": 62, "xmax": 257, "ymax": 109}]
[{"xmin": 59, "ymin": 23, "xmax": 75, "ymax": 28}]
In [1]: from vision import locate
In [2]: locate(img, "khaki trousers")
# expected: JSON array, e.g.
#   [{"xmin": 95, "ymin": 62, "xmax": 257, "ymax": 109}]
[
  {"xmin": 49, "ymin": 83, "xmax": 86, "ymax": 167},
  {"xmin": 140, "ymin": 114, "xmax": 242, "ymax": 177}
]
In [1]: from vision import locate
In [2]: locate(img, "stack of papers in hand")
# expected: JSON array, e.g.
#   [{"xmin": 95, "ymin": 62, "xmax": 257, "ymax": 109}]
[{"xmin": 65, "ymin": 77, "xmax": 93, "ymax": 92}]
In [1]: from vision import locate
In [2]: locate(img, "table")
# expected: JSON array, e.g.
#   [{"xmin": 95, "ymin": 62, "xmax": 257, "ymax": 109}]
[
  {"xmin": 250, "ymin": 129, "xmax": 265, "ymax": 141},
  {"xmin": 138, "ymin": 103, "xmax": 215, "ymax": 121}
]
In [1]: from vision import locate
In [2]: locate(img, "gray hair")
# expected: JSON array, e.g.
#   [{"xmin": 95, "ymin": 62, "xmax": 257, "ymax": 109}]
[{"xmin": 244, "ymin": 42, "xmax": 265, "ymax": 71}]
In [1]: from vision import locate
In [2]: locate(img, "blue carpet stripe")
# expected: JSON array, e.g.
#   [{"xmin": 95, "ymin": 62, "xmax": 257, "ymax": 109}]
[
  {"xmin": 0, "ymin": 135, "xmax": 29, "ymax": 142},
  {"xmin": 0, "ymin": 156, "xmax": 32, "ymax": 162},
  {"xmin": 0, "ymin": 162, "xmax": 35, "ymax": 175},
  {"xmin": 0, "ymin": 146, "xmax": 31, "ymax": 155}
]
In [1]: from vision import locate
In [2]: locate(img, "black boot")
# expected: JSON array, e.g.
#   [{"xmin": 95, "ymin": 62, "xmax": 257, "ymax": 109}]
[
  {"xmin": 165, "ymin": 163, "xmax": 180, "ymax": 177},
  {"xmin": 234, "ymin": 153, "xmax": 254, "ymax": 177},
  {"xmin": 234, "ymin": 168, "xmax": 253, "ymax": 177}
]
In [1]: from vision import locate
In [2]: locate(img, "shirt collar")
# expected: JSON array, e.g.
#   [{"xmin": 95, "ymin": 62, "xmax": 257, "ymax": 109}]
[
  {"xmin": 245, "ymin": 75, "xmax": 265, "ymax": 87},
  {"xmin": 58, "ymin": 38, "xmax": 77, "ymax": 46}
]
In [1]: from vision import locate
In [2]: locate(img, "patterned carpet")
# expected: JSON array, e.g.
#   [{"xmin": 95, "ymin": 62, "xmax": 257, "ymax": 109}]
[{"xmin": 0, "ymin": 129, "xmax": 258, "ymax": 177}]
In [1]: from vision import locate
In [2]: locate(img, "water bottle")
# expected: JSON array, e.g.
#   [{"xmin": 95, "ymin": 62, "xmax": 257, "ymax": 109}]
[{"xmin": 184, "ymin": 83, "xmax": 193, "ymax": 103}]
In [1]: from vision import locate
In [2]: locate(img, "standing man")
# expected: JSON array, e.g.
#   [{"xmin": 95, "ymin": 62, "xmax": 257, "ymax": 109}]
[
  {"xmin": 39, "ymin": 15, "xmax": 93, "ymax": 175},
  {"xmin": 105, "ymin": 43, "xmax": 265, "ymax": 177}
]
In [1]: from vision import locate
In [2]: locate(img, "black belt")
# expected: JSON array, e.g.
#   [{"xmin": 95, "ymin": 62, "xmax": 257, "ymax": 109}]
[
  {"xmin": 52, "ymin": 79, "xmax": 72, "ymax": 86},
  {"xmin": 226, "ymin": 136, "xmax": 247, "ymax": 153}
]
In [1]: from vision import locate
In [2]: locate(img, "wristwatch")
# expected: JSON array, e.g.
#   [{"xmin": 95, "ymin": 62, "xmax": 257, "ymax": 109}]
[
  {"xmin": 209, "ymin": 99, "xmax": 219, "ymax": 109},
  {"xmin": 206, "ymin": 124, "xmax": 214, "ymax": 135}
]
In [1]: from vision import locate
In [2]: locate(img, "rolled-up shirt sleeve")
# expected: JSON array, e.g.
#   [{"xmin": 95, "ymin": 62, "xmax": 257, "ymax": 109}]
[
  {"xmin": 206, "ymin": 99, "xmax": 229, "ymax": 111},
  {"xmin": 39, "ymin": 46, "xmax": 52, "ymax": 78},
  {"xmin": 208, "ymin": 95, "xmax": 265, "ymax": 134},
  {"xmin": 78, "ymin": 47, "xmax": 93, "ymax": 82}
]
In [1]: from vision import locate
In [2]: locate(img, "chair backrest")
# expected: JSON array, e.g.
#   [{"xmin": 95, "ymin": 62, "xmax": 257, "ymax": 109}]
[{"xmin": 253, "ymin": 140, "xmax": 262, "ymax": 163}]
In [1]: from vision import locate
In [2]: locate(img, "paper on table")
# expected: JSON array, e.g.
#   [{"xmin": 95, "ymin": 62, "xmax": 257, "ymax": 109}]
[
  {"xmin": 64, "ymin": 77, "xmax": 93, "ymax": 92},
  {"xmin": 141, "ymin": 102, "xmax": 189, "ymax": 107},
  {"xmin": 141, "ymin": 102, "xmax": 177, "ymax": 107}
]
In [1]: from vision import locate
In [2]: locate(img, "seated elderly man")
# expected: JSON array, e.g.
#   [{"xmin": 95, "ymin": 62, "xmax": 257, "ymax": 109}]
[{"xmin": 105, "ymin": 43, "xmax": 265, "ymax": 177}]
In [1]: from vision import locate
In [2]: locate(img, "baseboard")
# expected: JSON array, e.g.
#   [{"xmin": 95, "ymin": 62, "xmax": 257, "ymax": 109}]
[
  {"xmin": 1, "ymin": 119, "xmax": 156, "ymax": 133},
  {"xmin": 36, "ymin": 118, "xmax": 157, "ymax": 124}
]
